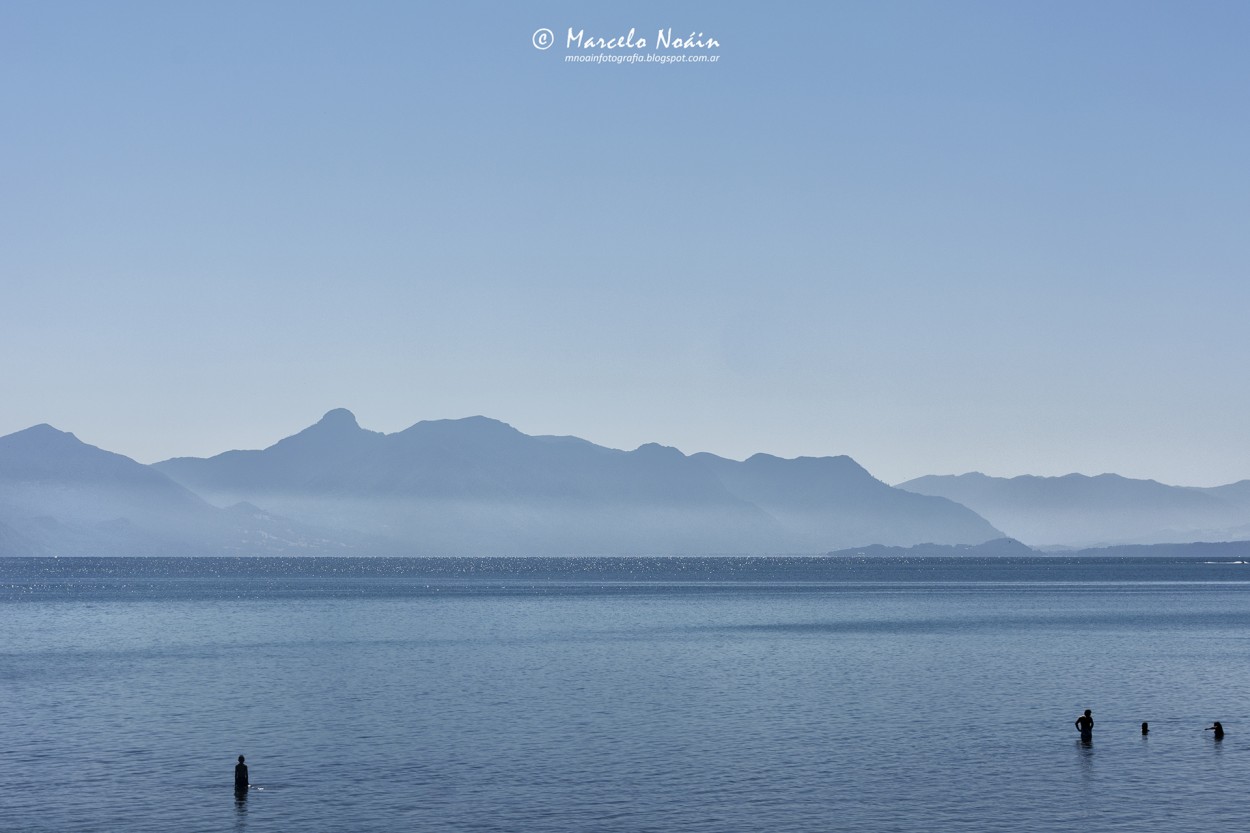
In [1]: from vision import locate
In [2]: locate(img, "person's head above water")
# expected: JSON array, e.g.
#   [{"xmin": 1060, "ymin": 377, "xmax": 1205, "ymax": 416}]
[
  {"xmin": 238, "ymin": 755, "xmax": 245, "ymax": 763},
  {"xmin": 1084, "ymin": 710, "xmax": 1092, "ymax": 716}
]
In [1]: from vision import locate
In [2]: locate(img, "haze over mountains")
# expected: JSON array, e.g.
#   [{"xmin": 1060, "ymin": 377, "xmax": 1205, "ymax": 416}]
[
  {"xmin": 152, "ymin": 409, "xmax": 999, "ymax": 555},
  {"xmin": 0, "ymin": 424, "xmax": 372, "ymax": 557},
  {"xmin": 3, "ymin": 409, "xmax": 1249, "ymax": 557},
  {"xmin": 898, "ymin": 472, "xmax": 1250, "ymax": 548},
  {"xmin": 1, "ymin": 409, "xmax": 997, "ymax": 556}
]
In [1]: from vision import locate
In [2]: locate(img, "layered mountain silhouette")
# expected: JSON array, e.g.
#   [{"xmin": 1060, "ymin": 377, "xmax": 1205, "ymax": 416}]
[
  {"xmin": 897, "ymin": 472, "xmax": 1250, "ymax": 547},
  {"xmin": 149, "ymin": 409, "xmax": 1002, "ymax": 555},
  {"xmin": 7, "ymin": 410, "xmax": 1250, "ymax": 556},
  {"xmin": 0, "ymin": 424, "xmax": 372, "ymax": 556}
]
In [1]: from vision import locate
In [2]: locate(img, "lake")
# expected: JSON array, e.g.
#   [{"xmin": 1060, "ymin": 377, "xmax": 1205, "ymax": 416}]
[{"xmin": 2, "ymin": 556, "xmax": 1247, "ymax": 832}]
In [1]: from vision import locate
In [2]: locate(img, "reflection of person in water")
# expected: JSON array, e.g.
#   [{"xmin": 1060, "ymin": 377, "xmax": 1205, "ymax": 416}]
[
  {"xmin": 1074, "ymin": 709, "xmax": 1094, "ymax": 740},
  {"xmin": 235, "ymin": 755, "xmax": 249, "ymax": 792},
  {"xmin": 1206, "ymin": 721, "xmax": 1224, "ymax": 740}
]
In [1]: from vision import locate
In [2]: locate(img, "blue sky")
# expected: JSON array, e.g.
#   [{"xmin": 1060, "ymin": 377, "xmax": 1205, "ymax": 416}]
[{"xmin": 2, "ymin": 1, "xmax": 1248, "ymax": 485}]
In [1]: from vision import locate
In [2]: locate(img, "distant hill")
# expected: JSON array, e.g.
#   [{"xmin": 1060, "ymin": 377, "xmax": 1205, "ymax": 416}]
[
  {"xmin": 827, "ymin": 537, "xmax": 1037, "ymax": 558},
  {"xmin": 0, "ymin": 424, "xmax": 368, "ymax": 556},
  {"xmin": 152, "ymin": 409, "xmax": 1002, "ymax": 555},
  {"xmin": 897, "ymin": 472, "xmax": 1250, "ymax": 547},
  {"xmin": 1069, "ymin": 540, "xmax": 1250, "ymax": 559},
  {"xmin": 825, "ymin": 538, "xmax": 1250, "ymax": 560}
]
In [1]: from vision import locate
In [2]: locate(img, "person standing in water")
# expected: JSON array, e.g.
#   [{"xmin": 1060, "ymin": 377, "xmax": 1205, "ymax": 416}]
[
  {"xmin": 1075, "ymin": 709, "xmax": 1093, "ymax": 741},
  {"xmin": 1206, "ymin": 721, "xmax": 1224, "ymax": 739},
  {"xmin": 235, "ymin": 755, "xmax": 249, "ymax": 792}
]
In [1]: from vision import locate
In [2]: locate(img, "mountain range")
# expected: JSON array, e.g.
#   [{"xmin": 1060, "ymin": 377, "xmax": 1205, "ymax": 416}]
[
  {"xmin": 3, "ymin": 409, "xmax": 1248, "ymax": 556},
  {"xmin": 150, "ymin": 409, "xmax": 999, "ymax": 555}
]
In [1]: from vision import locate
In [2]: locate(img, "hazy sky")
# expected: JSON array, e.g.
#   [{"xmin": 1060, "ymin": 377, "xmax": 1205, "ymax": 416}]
[{"xmin": 3, "ymin": 1, "xmax": 1248, "ymax": 486}]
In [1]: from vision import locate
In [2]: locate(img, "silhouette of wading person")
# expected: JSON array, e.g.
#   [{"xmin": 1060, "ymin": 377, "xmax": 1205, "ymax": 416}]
[
  {"xmin": 1207, "ymin": 721, "xmax": 1224, "ymax": 740},
  {"xmin": 1075, "ymin": 709, "xmax": 1093, "ymax": 741},
  {"xmin": 235, "ymin": 755, "xmax": 249, "ymax": 792}
]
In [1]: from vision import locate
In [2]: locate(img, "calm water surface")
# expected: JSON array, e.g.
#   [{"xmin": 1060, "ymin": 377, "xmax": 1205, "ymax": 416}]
[{"xmin": 2, "ymin": 556, "xmax": 1248, "ymax": 832}]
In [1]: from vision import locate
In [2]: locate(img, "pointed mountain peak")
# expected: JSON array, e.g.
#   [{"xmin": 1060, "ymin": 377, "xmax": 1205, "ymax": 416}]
[
  {"xmin": 0, "ymin": 423, "xmax": 83, "ymax": 449},
  {"xmin": 24, "ymin": 423, "xmax": 65, "ymax": 434},
  {"xmin": 633, "ymin": 442, "xmax": 685, "ymax": 457},
  {"xmin": 315, "ymin": 408, "xmax": 360, "ymax": 430},
  {"xmin": 292, "ymin": 408, "xmax": 366, "ymax": 440},
  {"xmin": 263, "ymin": 408, "xmax": 373, "ymax": 454}
]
